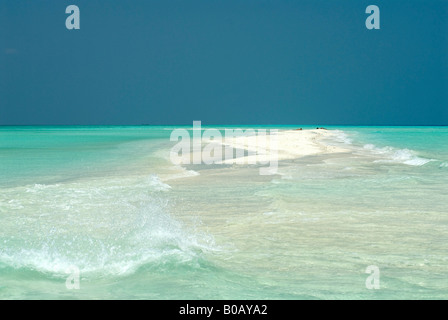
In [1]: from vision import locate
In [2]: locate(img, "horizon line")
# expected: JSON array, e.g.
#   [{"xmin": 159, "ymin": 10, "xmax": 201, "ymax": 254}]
[{"xmin": 0, "ymin": 124, "xmax": 447, "ymax": 127}]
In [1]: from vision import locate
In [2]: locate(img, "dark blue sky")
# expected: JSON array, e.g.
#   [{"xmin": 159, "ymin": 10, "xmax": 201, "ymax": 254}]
[{"xmin": 0, "ymin": 0, "xmax": 447, "ymax": 125}]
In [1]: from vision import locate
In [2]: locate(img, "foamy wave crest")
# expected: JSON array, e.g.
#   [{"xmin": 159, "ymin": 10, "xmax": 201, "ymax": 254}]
[
  {"xmin": 164, "ymin": 165, "xmax": 200, "ymax": 181},
  {"xmin": 440, "ymin": 162, "xmax": 448, "ymax": 168},
  {"xmin": 0, "ymin": 177, "xmax": 215, "ymax": 278},
  {"xmin": 0, "ymin": 202, "xmax": 214, "ymax": 277},
  {"xmin": 147, "ymin": 174, "xmax": 172, "ymax": 191},
  {"xmin": 331, "ymin": 130, "xmax": 353, "ymax": 145},
  {"xmin": 364, "ymin": 144, "xmax": 432, "ymax": 166}
]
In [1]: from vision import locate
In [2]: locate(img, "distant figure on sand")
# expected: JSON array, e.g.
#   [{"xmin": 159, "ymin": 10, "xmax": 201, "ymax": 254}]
[
  {"xmin": 295, "ymin": 128, "xmax": 302, "ymax": 131},
  {"xmin": 316, "ymin": 127, "xmax": 327, "ymax": 130}
]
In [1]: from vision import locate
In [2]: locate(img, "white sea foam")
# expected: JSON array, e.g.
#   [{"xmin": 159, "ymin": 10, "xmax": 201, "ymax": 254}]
[
  {"xmin": 163, "ymin": 165, "xmax": 200, "ymax": 181},
  {"xmin": 146, "ymin": 174, "xmax": 172, "ymax": 191},
  {"xmin": 0, "ymin": 176, "xmax": 215, "ymax": 278},
  {"xmin": 364, "ymin": 144, "xmax": 432, "ymax": 166},
  {"xmin": 0, "ymin": 209, "xmax": 212, "ymax": 277},
  {"xmin": 331, "ymin": 130, "xmax": 353, "ymax": 145},
  {"xmin": 25, "ymin": 184, "xmax": 60, "ymax": 193}
]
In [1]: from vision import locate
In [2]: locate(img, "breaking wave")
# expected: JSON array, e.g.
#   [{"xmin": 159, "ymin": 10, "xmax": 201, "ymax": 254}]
[
  {"xmin": 0, "ymin": 175, "xmax": 215, "ymax": 278},
  {"xmin": 363, "ymin": 144, "xmax": 433, "ymax": 166}
]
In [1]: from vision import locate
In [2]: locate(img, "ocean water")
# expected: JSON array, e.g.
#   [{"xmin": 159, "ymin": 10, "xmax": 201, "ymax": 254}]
[{"xmin": 0, "ymin": 126, "xmax": 447, "ymax": 299}]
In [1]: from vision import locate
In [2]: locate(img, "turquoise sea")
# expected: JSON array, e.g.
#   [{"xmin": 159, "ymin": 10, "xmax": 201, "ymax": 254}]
[{"xmin": 0, "ymin": 126, "xmax": 447, "ymax": 299}]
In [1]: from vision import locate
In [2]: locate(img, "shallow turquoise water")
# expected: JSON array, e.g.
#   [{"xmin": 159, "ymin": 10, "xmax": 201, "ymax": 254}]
[{"xmin": 0, "ymin": 126, "xmax": 447, "ymax": 299}]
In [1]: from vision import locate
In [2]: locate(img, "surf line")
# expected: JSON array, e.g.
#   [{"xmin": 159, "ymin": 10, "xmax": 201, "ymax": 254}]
[{"xmin": 170, "ymin": 121, "xmax": 279, "ymax": 175}]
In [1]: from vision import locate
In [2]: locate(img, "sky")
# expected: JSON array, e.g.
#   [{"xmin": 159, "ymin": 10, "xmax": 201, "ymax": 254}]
[{"xmin": 0, "ymin": 0, "xmax": 447, "ymax": 125}]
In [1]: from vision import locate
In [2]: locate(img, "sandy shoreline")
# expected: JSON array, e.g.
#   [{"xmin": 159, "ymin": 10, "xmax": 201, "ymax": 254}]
[
  {"xmin": 169, "ymin": 128, "xmax": 350, "ymax": 172},
  {"xmin": 216, "ymin": 129, "xmax": 349, "ymax": 164}
]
